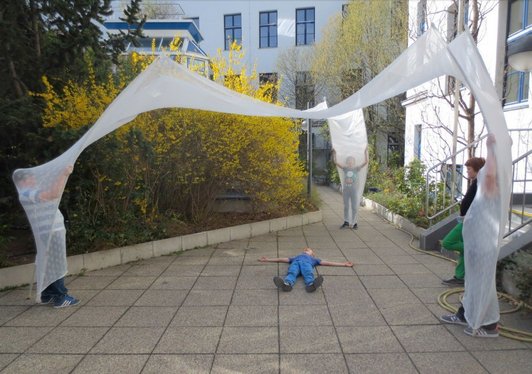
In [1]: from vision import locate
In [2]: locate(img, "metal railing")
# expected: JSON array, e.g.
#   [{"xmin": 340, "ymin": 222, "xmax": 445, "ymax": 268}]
[
  {"xmin": 424, "ymin": 134, "xmax": 487, "ymax": 225},
  {"xmin": 425, "ymin": 129, "xmax": 532, "ymax": 238},
  {"xmin": 505, "ymin": 148, "xmax": 532, "ymax": 237}
]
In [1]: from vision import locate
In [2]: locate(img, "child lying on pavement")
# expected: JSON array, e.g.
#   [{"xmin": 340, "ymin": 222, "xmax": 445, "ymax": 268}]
[{"xmin": 259, "ymin": 247, "xmax": 353, "ymax": 292}]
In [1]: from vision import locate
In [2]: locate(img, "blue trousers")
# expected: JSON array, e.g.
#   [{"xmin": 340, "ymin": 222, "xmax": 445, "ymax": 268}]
[
  {"xmin": 284, "ymin": 260, "xmax": 315, "ymax": 286},
  {"xmin": 41, "ymin": 277, "xmax": 68, "ymax": 300}
]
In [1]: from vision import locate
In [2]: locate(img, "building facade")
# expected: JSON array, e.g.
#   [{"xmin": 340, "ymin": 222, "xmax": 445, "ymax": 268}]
[
  {"xmin": 109, "ymin": 0, "xmax": 348, "ymax": 182},
  {"xmin": 404, "ymin": 0, "xmax": 531, "ymax": 196}
]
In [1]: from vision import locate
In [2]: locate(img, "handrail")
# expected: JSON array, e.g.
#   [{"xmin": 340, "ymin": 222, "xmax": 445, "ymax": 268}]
[
  {"xmin": 425, "ymin": 134, "xmax": 487, "ymax": 223},
  {"xmin": 506, "ymin": 148, "xmax": 532, "ymax": 236},
  {"xmin": 425, "ymin": 131, "xmax": 532, "ymax": 231},
  {"xmin": 504, "ymin": 218, "xmax": 532, "ymax": 238}
]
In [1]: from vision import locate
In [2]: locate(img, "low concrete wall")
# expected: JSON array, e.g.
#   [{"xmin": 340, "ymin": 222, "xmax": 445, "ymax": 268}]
[
  {"xmin": 0, "ymin": 210, "xmax": 322, "ymax": 290},
  {"xmin": 361, "ymin": 197, "xmax": 424, "ymax": 239}
]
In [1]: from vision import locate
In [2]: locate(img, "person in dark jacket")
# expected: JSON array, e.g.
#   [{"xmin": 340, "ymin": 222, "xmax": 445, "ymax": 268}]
[{"xmin": 441, "ymin": 157, "xmax": 485, "ymax": 286}]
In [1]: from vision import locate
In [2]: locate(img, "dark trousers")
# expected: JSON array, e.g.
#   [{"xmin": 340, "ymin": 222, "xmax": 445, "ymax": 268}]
[
  {"xmin": 457, "ymin": 306, "xmax": 498, "ymax": 330},
  {"xmin": 41, "ymin": 277, "xmax": 68, "ymax": 300}
]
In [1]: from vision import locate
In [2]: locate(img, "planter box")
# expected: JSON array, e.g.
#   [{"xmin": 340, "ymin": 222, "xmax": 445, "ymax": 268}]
[{"xmin": 0, "ymin": 210, "xmax": 322, "ymax": 290}]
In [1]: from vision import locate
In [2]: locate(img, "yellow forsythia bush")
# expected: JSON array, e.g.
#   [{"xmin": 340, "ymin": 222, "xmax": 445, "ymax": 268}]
[{"xmin": 35, "ymin": 38, "xmax": 306, "ymax": 228}]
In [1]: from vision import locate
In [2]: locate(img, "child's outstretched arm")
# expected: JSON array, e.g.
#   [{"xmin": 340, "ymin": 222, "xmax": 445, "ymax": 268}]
[
  {"xmin": 320, "ymin": 260, "xmax": 353, "ymax": 267},
  {"xmin": 259, "ymin": 256, "xmax": 290, "ymax": 263}
]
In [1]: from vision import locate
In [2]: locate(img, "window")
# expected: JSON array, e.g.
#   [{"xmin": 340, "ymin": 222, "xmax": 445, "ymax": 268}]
[
  {"xmin": 296, "ymin": 8, "xmax": 315, "ymax": 46},
  {"xmin": 417, "ymin": 0, "xmax": 427, "ymax": 37},
  {"xmin": 504, "ymin": 0, "xmax": 530, "ymax": 106},
  {"xmin": 342, "ymin": 4, "xmax": 349, "ymax": 19},
  {"xmin": 295, "ymin": 71, "xmax": 314, "ymax": 109},
  {"xmin": 224, "ymin": 14, "xmax": 242, "ymax": 50},
  {"xmin": 387, "ymin": 133, "xmax": 401, "ymax": 165},
  {"xmin": 508, "ymin": 0, "xmax": 532, "ymax": 36},
  {"xmin": 259, "ymin": 11, "xmax": 277, "ymax": 48},
  {"xmin": 188, "ymin": 17, "xmax": 200, "ymax": 29},
  {"xmin": 447, "ymin": 0, "xmax": 469, "ymax": 42},
  {"xmin": 414, "ymin": 125, "xmax": 422, "ymax": 159},
  {"xmin": 504, "ymin": 67, "xmax": 529, "ymax": 104},
  {"xmin": 259, "ymin": 73, "xmax": 278, "ymax": 101},
  {"xmin": 442, "ymin": 164, "xmax": 463, "ymax": 199}
]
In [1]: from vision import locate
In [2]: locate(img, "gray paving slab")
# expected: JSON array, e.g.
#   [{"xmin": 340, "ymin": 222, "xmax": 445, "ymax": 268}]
[
  {"xmin": 60, "ymin": 306, "xmax": 128, "ymax": 327},
  {"xmin": 170, "ymin": 306, "xmax": 228, "ymax": 327},
  {"xmin": 106, "ymin": 276, "xmax": 157, "ymax": 290},
  {"xmin": 142, "ymin": 354, "xmax": 214, "ymax": 374},
  {"xmin": 90, "ymin": 327, "xmax": 164, "ymax": 354},
  {"xmin": 344, "ymin": 353, "xmax": 418, "ymax": 373},
  {"xmin": 0, "ymin": 354, "xmax": 17, "ymax": 371},
  {"xmin": 4, "ymin": 304, "xmax": 76, "ymax": 326},
  {"xmin": 409, "ymin": 352, "xmax": 488, "ymax": 374},
  {"xmin": 471, "ymin": 350, "xmax": 532, "ymax": 374},
  {"xmin": 225, "ymin": 305, "xmax": 278, "ymax": 326},
  {"xmin": 149, "ymin": 275, "xmax": 197, "ymax": 290},
  {"xmin": 0, "ymin": 186, "xmax": 530, "ymax": 373},
  {"xmin": 134, "ymin": 289, "xmax": 188, "ymax": 307},
  {"xmin": 2, "ymin": 354, "xmax": 83, "ymax": 374},
  {"xmin": 279, "ymin": 304, "xmax": 333, "ymax": 326},
  {"xmin": 231, "ymin": 289, "xmax": 278, "ymax": 305},
  {"xmin": 154, "ymin": 326, "xmax": 222, "ymax": 353},
  {"xmin": 0, "ymin": 307, "xmax": 31, "ymax": 325},
  {"xmin": 27, "ymin": 327, "xmax": 107, "ymax": 354},
  {"xmin": 115, "ymin": 306, "xmax": 175, "ymax": 327},
  {"xmin": 0, "ymin": 327, "xmax": 52, "ymax": 352},
  {"xmin": 280, "ymin": 326, "xmax": 342, "ymax": 353},
  {"xmin": 86, "ymin": 289, "xmax": 143, "ymax": 306},
  {"xmin": 281, "ymin": 354, "xmax": 349, "ymax": 373},
  {"xmin": 337, "ymin": 326, "xmax": 405, "ymax": 354},
  {"xmin": 217, "ymin": 326, "xmax": 278, "ymax": 353},
  {"xmin": 72, "ymin": 354, "xmax": 148, "ymax": 374},
  {"xmin": 212, "ymin": 354, "xmax": 279, "ymax": 374}
]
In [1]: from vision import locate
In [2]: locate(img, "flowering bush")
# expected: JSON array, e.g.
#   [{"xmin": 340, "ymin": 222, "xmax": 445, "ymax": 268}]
[{"xmin": 36, "ymin": 39, "xmax": 306, "ymax": 253}]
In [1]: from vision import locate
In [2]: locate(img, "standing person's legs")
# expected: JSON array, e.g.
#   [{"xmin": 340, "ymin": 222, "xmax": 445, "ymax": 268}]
[
  {"xmin": 349, "ymin": 187, "xmax": 358, "ymax": 227},
  {"xmin": 41, "ymin": 277, "xmax": 67, "ymax": 303},
  {"xmin": 455, "ymin": 246, "xmax": 465, "ymax": 279},
  {"xmin": 342, "ymin": 190, "xmax": 350, "ymax": 227},
  {"xmin": 441, "ymin": 223, "xmax": 465, "ymax": 284}
]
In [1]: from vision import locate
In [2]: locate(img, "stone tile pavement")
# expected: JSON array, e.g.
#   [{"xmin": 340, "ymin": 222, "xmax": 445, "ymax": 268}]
[{"xmin": 0, "ymin": 186, "xmax": 530, "ymax": 373}]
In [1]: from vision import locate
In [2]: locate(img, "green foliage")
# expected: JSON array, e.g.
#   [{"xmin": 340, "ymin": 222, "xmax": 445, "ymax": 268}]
[
  {"xmin": 366, "ymin": 159, "xmax": 432, "ymax": 227},
  {"xmin": 0, "ymin": 217, "xmax": 14, "ymax": 268},
  {"xmin": 500, "ymin": 248, "xmax": 532, "ymax": 305},
  {"xmin": 29, "ymin": 41, "xmax": 307, "ymax": 255}
]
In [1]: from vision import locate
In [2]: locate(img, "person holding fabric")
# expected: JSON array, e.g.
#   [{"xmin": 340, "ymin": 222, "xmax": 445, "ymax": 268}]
[
  {"xmin": 259, "ymin": 247, "xmax": 353, "ymax": 292},
  {"xmin": 441, "ymin": 157, "xmax": 485, "ymax": 286},
  {"xmin": 333, "ymin": 147, "xmax": 368, "ymax": 229},
  {"xmin": 13, "ymin": 165, "xmax": 80, "ymax": 308},
  {"xmin": 440, "ymin": 134, "xmax": 500, "ymax": 338}
]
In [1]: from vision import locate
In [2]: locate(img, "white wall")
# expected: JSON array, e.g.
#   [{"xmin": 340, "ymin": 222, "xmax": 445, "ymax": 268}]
[
  {"xmin": 176, "ymin": 0, "xmax": 344, "ymax": 75},
  {"xmin": 405, "ymin": 0, "xmax": 531, "ymax": 181}
]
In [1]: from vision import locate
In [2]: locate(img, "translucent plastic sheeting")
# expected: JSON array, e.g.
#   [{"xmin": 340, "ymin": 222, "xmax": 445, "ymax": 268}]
[
  {"xmin": 328, "ymin": 109, "xmax": 368, "ymax": 226},
  {"xmin": 14, "ymin": 26, "xmax": 511, "ymax": 330}
]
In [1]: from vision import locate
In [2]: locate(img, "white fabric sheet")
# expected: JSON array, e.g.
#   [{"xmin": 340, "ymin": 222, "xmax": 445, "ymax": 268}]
[
  {"xmin": 13, "ymin": 26, "xmax": 511, "ymax": 332},
  {"xmin": 328, "ymin": 109, "xmax": 368, "ymax": 225}
]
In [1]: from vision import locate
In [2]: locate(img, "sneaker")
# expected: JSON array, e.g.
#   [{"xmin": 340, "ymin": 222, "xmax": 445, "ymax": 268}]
[
  {"xmin": 440, "ymin": 313, "xmax": 467, "ymax": 325},
  {"xmin": 273, "ymin": 276, "xmax": 292, "ymax": 292},
  {"xmin": 464, "ymin": 326, "xmax": 499, "ymax": 338},
  {"xmin": 53, "ymin": 295, "xmax": 80, "ymax": 309},
  {"xmin": 340, "ymin": 222, "xmax": 349, "ymax": 229},
  {"xmin": 441, "ymin": 276, "xmax": 464, "ymax": 286},
  {"xmin": 40, "ymin": 295, "xmax": 56, "ymax": 304},
  {"xmin": 351, "ymin": 223, "xmax": 358, "ymax": 230},
  {"xmin": 305, "ymin": 275, "xmax": 324, "ymax": 293}
]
